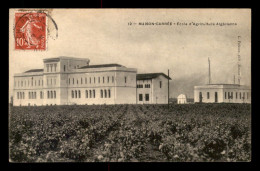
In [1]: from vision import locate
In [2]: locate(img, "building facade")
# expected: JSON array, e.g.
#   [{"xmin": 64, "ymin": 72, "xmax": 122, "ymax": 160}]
[
  {"xmin": 13, "ymin": 57, "xmax": 171, "ymax": 106},
  {"xmin": 13, "ymin": 57, "xmax": 137, "ymax": 106},
  {"xmin": 136, "ymin": 73, "xmax": 171, "ymax": 104},
  {"xmin": 194, "ymin": 84, "xmax": 251, "ymax": 103}
]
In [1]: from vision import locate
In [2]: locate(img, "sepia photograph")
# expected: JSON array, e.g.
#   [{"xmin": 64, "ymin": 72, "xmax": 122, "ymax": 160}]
[{"xmin": 9, "ymin": 9, "xmax": 251, "ymax": 162}]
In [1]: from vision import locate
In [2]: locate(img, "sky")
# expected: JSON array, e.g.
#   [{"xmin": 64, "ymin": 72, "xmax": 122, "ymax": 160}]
[{"xmin": 9, "ymin": 9, "xmax": 251, "ymax": 99}]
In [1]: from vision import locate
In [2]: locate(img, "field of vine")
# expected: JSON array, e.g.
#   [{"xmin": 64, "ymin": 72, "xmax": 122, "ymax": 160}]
[{"xmin": 9, "ymin": 103, "xmax": 251, "ymax": 162}]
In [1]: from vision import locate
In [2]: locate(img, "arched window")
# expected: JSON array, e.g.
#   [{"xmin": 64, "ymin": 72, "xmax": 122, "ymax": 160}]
[
  {"xmin": 104, "ymin": 90, "xmax": 107, "ymax": 98},
  {"xmin": 89, "ymin": 90, "xmax": 92, "ymax": 98},
  {"xmin": 93, "ymin": 90, "xmax": 95, "ymax": 98},
  {"xmin": 75, "ymin": 90, "xmax": 77, "ymax": 98},
  {"xmin": 72, "ymin": 90, "xmax": 74, "ymax": 98},
  {"xmin": 78, "ymin": 90, "xmax": 81, "ymax": 98},
  {"xmin": 51, "ymin": 91, "xmax": 53, "ymax": 99},
  {"xmin": 101, "ymin": 90, "xmax": 103, "ymax": 98},
  {"xmin": 108, "ymin": 89, "xmax": 111, "ymax": 98},
  {"xmin": 85, "ymin": 90, "xmax": 88, "ymax": 98},
  {"xmin": 54, "ymin": 91, "xmax": 56, "ymax": 99}
]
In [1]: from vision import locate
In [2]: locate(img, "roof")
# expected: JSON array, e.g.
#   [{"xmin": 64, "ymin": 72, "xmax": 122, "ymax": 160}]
[
  {"xmin": 43, "ymin": 56, "xmax": 90, "ymax": 63},
  {"xmin": 79, "ymin": 64, "xmax": 125, "ymax": 69},
  {"xmin": 24, "ymin": 69, "xmax": 44, "ymax": 73},
  {"xmin": 137, "ymin": 73, "xmax": 171, "ymax": 80}
]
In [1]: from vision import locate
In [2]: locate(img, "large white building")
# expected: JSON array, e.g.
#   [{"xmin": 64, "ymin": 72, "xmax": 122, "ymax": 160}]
[
  {"xmin": 194, "ymin": 84, "xmax": 251, "ymax": 103},
  {"xmin": 13, "ymin": 57, "xmax": 171, "ymax": 106}
]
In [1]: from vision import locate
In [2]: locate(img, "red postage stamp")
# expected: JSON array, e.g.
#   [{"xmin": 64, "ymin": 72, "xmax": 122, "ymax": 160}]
[{"xmin": 15, "ymin": 12, "xmax": 47, "ymax": 50}]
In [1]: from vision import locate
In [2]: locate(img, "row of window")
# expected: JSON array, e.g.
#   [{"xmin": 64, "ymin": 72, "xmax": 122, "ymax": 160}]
[
  {"xmin": 17, "ymin": 92, "xmax": 25, "ymax": 99},
  {"xmin": 69, "ymin": 76, "xmax": 117, "ymax": 85},
  {"xmin": 16, "ymin": 91, "xmax": 55, "ymax": 99},
  {"xmin": 71, "ymin": 89, "xmax": 112, "ymax": 99},
  {"xmin": 47, "ymin": 78, "xmax": 57, "ymax": 85},
  {"xmin": 224, "ymin": 92, "xmax": 250, "ymax": 100},
  {"xmin": 46, "ymin": 64, "xmax": 57, "ymax": 72},
  {"xmin": 15, "ymin": 79, "xmax": 43, "ymax": 87},
  {"xmin": 139, "ymin": 94, "xmax": 149, "ymax": 101}
]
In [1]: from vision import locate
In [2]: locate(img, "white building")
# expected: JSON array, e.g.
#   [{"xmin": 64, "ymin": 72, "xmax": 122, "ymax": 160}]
[
  {"xmin": 13, "ymin": 57, "xmax": 171, "ymax": 106},
  {"xmin": 177, "ymin": 94, "xmax": 187, "ymax": 104},
  {"xmin": 194, "ymin": 84, "xmax": 251, "ymax": 103},
  {"xmin": 13, "ymin": 57, "xmax": 137, "ymax": 106},
  {"xmin": 136, "ymin": 73, "xmax": 171, "ymax": 104}
]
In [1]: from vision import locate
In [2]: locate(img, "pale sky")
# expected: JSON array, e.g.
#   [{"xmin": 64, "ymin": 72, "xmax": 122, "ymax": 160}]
[{"xmin": 9, "ymin": 9, "xmax": 251, "ymax": 99}]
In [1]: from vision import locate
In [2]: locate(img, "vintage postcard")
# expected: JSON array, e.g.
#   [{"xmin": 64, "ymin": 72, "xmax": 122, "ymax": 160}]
[{"xmin": 9, "ymin": 9, "xmax": 251, "ymax": 162}]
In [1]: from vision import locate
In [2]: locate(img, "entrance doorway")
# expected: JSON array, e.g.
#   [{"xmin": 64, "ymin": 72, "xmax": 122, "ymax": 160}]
[
  {"xmin": 199, "ymin": 92, "xmax": 202, "ymax": 103},
  {"xmin": 215, "ymin": 92, "xmax": 218, "ymax": 102}
]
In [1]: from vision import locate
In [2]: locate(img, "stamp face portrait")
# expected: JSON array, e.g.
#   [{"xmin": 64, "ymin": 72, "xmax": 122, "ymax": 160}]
[{"xmin": 15, "ymin": 12, "xmax": 47, "ymax": 50}]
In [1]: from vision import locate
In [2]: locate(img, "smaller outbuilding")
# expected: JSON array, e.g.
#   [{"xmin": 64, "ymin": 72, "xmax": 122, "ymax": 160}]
[{"xmin": 177, "ymin": 94, "xmax": 187, "ymax": 104}]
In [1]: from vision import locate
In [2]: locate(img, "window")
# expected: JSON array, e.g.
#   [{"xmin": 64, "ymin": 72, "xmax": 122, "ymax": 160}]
[
  {"xmin": 78, "ymin": 90, "xmax": 81, "ymax": 98},
  {"xmin": 243, "ymin": 92, "xmax": 245, "ymax": 99},
  {"xmin": 101, "ymin": 90, "xmax": 103, "ymax": 98},
  {"xmin": 228, "ymin": 92, "xmax": 230, "ymax": 99},
  {"xmin": 90, "ymin": 77, "xmax": 91, "ymax": 84},
  {"xmin": 139, "ymin": 94, "xmax": 143, "ymax": 101},
  {"xmin": 64, "ymin": 65, "xmax": 66, "ymax": 71},
  {"xmin": 103, "ymin": 77, "xmax": 104, "ymax": 83},
  {"xmin": 21, "ymin": 81, "xmax": 23, "ymax": 87},
  {"xmin": 73, "ymin": 78, "xmax": 74, "ymax": 84},
  {"xmin": 231, "ymin": 92, "xmax": 233, "ymax": 99},
  {"xmin": 69, "ymin": 78, "xmax": 70, "ymax": 85},
  {"xmin": 85, "ymin": 77, "xmax": 87, "ymax": 84},
  {"xmin": 77, "ymin": 79, "xmax": 78, "ymax": 84},
  {"xmin": 81, "ymin": 78, "xmax": 83, "ymax": 84},
  {"xmin": 240, "ymin": 92, "xmax": 241, "ymax": 99},
  {"xmin": 23, "ymin": 92, "xmax": 24, "ymax": 99},
  {"xmin": 207, "ymin": 92, "xmax": 210, "ymax": 99},
  {"xmin": 20, "ymin": 92, "xmax": 22, "ymax": 99},
  {"xmin": 94, "ymin": 77, "xmax": 96, "ymax": 84},
  {"xmin": 85, "ymin": 90, "xmax": 88, "ymax": 98},
  {"xmin": 145, "ymin": 94, "xmax": 149, "ymax": 101},
  {"xmin": 47, "ymin": 64, "xmax": 49, "ymax": 72},
  {"xmin": 54, "ymin": 91, "xmax": 56, "ymax": 99},
  {"xmin": 89, "ymin": 90, "xmax": 92, "ymax": 98},
  {"xmin": 104, "ymin": 90, "xmax": 107, "ymax": 98},
  {"xmin": 54, "ymin": 79, "xmax": 56, "ymax": 85},
  {"xmin": 108, "ymin": 76, "xmax": 109, "ymax": 83},
  {"xmin": 93, "ymin": 90, "xmax": 95, "ymax": 98},
  {"xmin": 51, "ymin": 91, "xmax": 53, "ymax": 99},
  {"xmin": 112, "ymin": 76, "xmax": 114, "ymax": 83},
  {"xmin": 47, "ymin": 91, "xmax": 50, "ymax": 99},
  {"xmin": 40, "ymin": 91, "xmax": 43, "ymax": 99},
  {"xmin": 42, "ymin": 80, "xmax": 43, "ymax": 86},
  {"xmin": 160, "ymin": 81, "xmax": 162, "ymax": 88},
  {"xmin": 18, "ymin": 81, "xmax": 19, "ymax": 87},
  {"xmin": 236, "ymin": 92, "xmax": 238, "ymax": 99},
  {"xmin": 98, "ymin": 77, "xmax": 100, "ymax": 83},
  {"xmin": 225, "ymin": 92, "xmax": 227, "ymax": 99},
  {"xmin": 72, "ymin": 90, "xmax": 74, "ymax": 98},
  {"xmin": 247, "ymin": 92, "xmax": 249, "ymax": 99},
  {"xmin": 75, "ymin": 90, "xmax": 77, "ymax": 98},
  {"xmin": 125, "ymin": 77, "xmax": 127, "ymax": 83},
  {"xmin": 50, "ymin": 64, "xmax": 53, "ymax": 72},
  {"xmin": 54, "ymin": 64, "xmax": 57, "ymax": 72},
  {"xmin": 38, "ymin": 80, "xmax": 40, "ymax": 86},
  {"xmin": 108, "ymin": 89, "xmax": 111, "ymax": 98},
  {"xmin": 35, "ymin": 80, "xmax": 36, "ymax": 86},
  {"xmin": 17, "ymin": 92, "xmax": 19, "ymax": 99}
]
